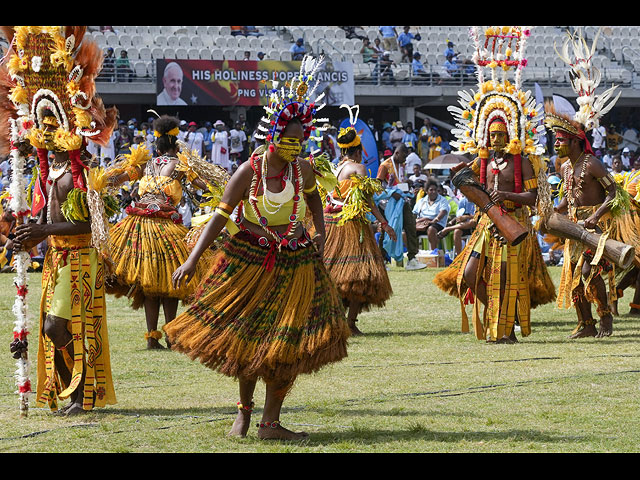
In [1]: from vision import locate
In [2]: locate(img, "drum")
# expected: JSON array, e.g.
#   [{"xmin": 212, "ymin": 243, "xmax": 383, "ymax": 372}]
[{"xmin": 451, "ymin": 165, "xmax": 528, "ymax": 246}]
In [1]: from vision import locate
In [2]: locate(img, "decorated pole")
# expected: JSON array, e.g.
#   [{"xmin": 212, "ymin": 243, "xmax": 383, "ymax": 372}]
[{"xmin": 7, "ymin": 118, "xmax": 33, "ymax": 418}]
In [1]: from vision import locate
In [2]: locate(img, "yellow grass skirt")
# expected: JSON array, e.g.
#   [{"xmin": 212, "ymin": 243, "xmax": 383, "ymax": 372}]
[
  {"xmin": 557, "ymin": 205, "xmax": 640, "ymax": 330},
  {"xmin": 107, "ymin": 213, "xmax": 213, "ymax": 308},
  {"xmin": 434, "ymin": 209, "xmax": 556, "ymax": 341},
  {"xmin": 164, "ymin": 231, "xmax": 351, "ymax": 382},
  {"xmin": 36, "ymin": 234, "xmax": 116, "ymax": 412},
  {"xmin": 323, "ymin": 214, "xmax": 392, "ymax": 310}
]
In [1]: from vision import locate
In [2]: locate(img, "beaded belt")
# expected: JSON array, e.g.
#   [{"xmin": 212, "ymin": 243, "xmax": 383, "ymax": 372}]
[{"xmin": 235, "ymin": 228, "xmax": 313, "ymax": 251}]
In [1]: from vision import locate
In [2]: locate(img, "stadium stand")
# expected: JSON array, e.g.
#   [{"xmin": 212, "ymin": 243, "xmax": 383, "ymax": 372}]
[{"xmin": 88, "ymin": 26, "xmax": 638, "ymax": 89}]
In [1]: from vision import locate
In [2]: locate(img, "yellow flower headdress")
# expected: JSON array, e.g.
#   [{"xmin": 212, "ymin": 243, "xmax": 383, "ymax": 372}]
[
  {"xmin": 0, "ymin": 26, "xmax": 117, "ymax": 156},
  {"xmin": 448, "ymin": 26, "xmax": 545, "ymax": 160}
]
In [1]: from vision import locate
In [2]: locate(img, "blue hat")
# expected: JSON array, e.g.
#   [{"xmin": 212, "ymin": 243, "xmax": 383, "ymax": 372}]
[{"xmin": 548, "ymin": 175, "xmax": 561, "ymax": 185}]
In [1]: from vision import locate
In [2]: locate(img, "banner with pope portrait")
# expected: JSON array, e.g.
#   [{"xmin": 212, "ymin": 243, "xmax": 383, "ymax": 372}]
[{"xmin": 156, "ymin": 58, "xmax": 354, "ymax": 107}]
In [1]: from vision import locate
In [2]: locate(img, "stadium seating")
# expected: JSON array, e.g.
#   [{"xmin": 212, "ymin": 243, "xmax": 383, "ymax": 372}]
[{"xmin": 89, "ymin": 26, "xmax": 637, "ymax": 88}]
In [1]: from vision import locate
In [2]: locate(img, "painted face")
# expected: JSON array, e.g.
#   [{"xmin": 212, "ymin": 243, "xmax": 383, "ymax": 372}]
[
  {"xmin": 554, "ymin": 135, "xmax": 571, "ymax": 157},
  {"xmin": 490, "ymin": 131, "xmax": 508, "ymax": 153},
  {"xmin": 275, "ymin": 137, "xmax": 303, "ymax": 163}
]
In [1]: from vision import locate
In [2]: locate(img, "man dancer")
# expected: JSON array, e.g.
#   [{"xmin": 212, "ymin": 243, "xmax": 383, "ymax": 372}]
[
  {"xmin": 433, "ymin": 26, "xmax": 555, "ymax": 343},
  {"xmin": 544, "ymin": 28, "xmax": 639, "ymax": 339},
  {"xmin": 1, "ymin": 25, "xmax": 118, "ymax": 414},
  {"xmin": 546, "ymin": 106, "xmax": 628, "ymax": 338}
]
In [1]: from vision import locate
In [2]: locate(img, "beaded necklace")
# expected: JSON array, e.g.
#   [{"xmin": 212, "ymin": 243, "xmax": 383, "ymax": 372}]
[
  {"xmin": 564, "ymin": 152, "xmax": 587, "ymax": 208},
  {"xmin": 246, "ymin": 153, "xmax": 303, "ymax": 249}
]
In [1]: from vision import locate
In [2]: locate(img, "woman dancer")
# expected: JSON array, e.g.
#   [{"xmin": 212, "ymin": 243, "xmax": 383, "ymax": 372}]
[
  {"xmin": 165, "ymin": 56, "xmax": 351, "ymax": 440},
  {"xmin": 107, "ymin": 115, "xmax": 222, "ymax": 349},
  {"xmin": 323, "ymin": 106, "xmax": 396, "ymax": 335}
]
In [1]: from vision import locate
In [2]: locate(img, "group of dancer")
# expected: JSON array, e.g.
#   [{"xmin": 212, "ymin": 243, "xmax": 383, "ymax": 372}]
[{"xmin": 3, "ymin": 25, "xmax": 640, "ymax": 441}]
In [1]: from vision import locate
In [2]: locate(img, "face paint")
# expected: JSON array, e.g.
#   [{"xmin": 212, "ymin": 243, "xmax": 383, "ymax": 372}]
[
  {"xmin": 275, "ymin": 137, "xmax": 302, "ymax": 163},
  {"xmin": 554, "ymin": 136, "xmax": 570, "ymax": 157},
  {"xmin": 490, "ymin": 131, "xmax": 507, "ymax": 154}
]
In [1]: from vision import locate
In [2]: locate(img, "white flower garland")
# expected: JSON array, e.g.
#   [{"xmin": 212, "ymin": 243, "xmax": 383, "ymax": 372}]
[{"xmin": 8, "ymin": 118, "xmax": 32, "ymax": 418}]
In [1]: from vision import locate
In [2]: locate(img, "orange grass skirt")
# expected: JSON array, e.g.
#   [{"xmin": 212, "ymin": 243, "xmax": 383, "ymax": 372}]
[{"xmin": 164, "ymin": 231, "xmax": 350, "ymax": 382}]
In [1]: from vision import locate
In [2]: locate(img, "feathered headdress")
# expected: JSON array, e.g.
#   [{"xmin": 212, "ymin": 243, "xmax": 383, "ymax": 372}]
[
  {"xmin": 254, "ymin": 54, "xmax": 329, "ymax": 145},
  {"xmin": 0, "ymin": 26, "xmax": 118, "ymax": 190},
  {"xmin": 544, "ymin": 28, "xmax": 620, "ymax": 142},
  {"xmin": 448, "ymin": 26, "xmax": 546, "ymax": 161}
]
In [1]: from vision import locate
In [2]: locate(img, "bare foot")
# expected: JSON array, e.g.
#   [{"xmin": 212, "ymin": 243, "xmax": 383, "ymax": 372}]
[
  {"xmin": 348, "ymin": 320, "xmax": 363, "ymax": 336},
  {"xmin": 257, "ymin": 421, "xmax": 309, "ymax": 441},
  {"xmin": 228, "ymin": 411, "xmax": 252, "ymax": 438},
  {"xmin": 147, "ymin": 338, "xmax": 165, "ymax": 350},
  {"xmin": 569, "ymin": 324, "xmax": 598, "ymax": 339},
  {"xmin": 62, "ymin": 402, "xmax": 88, "ymax": 416},
  {"xmin": 611, "ymin": 302, "xmax": 619, "ymax": 317},
  {"xmin": 596, "ymin": 315, "xmax": 613, "ymax": 338}
]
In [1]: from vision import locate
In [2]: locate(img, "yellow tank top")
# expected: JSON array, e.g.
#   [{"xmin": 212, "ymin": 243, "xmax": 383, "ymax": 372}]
[
  {"xmin": 137, "ymin": 175, "xmax": 183, "ymax": 206},
  {"xmin": 242, "ymin": 195, "xmax": 307, "ymax": 226}
]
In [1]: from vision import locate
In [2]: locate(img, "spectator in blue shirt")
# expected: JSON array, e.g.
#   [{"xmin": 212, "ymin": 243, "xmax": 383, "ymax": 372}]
[
  {"xmin": 398, "ymin": 26, "xmax": 420, "ymax": 63},
  {"xmin": 290, "ymin": 38, "xmax": 306, "ymax": 60},
  {"xmin": 444, "ymin": 41, "xmax": 459, "ymax": 60},
  {"xmin": 438, "ymin": 194, "xmax": 477, "ymax": 257},
  {"xmin": 444, "ymin": 53, "xmax": 461, "ymax": 79},
  {"xmin": 379, "ymin": 26, "xmax": 398, "ymax": 51},
  {"xmin": 414, "ymin": 179, "xmax": 451, "ymax": 251},
  {"xmin": 411, "ymin": 52, "xmax": 429, "ymax": 81},
  {"xmin": 381, "ymin": 123, "xmax": 393, "ymax": 151}
]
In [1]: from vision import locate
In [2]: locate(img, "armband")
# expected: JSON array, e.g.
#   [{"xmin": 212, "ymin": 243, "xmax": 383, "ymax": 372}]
[
  {"xmin": 303, "ymin": 184, "xmax": 318, "ymax": 194},
  {"xmin": 523, "ymin": 178, "xmax": 538, "ymax": 191},
  {"xmin": 217, "ymin": 202, "xmax": 234, "ymax": 215},
  {"xmin": 214, "ymin": 207, "xmax": 231, "ymax": 220},
  {"xmin": 597, "ymin": 173, "xmax": 615, "ymax": 189},
  {"xmin": 125, "ymin": 165, "xmax": 141, "ymax": 182}
]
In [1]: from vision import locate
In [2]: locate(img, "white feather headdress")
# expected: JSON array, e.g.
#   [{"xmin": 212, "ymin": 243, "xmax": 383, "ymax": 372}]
[{"xmin": 554, "ymin": 27, "xmax": 621, "ymax": 133}]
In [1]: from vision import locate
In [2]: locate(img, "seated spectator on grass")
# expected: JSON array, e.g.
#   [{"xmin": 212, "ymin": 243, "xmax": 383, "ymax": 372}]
[
  {"xmin": 413, "ymin": 179, "xmax": 450, "ymax": 252},
  {"xmin": 408, "ymin": 164, "xmax": 428, "ymax": 194},
  {"xmin": 437, "ymin": 194, "xmax": 476, "ymax": 257}
]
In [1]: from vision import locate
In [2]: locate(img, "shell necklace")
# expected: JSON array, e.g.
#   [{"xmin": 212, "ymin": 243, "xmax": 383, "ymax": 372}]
[{"xmin": 259, "ymin": 152, "xmax": 295, "ymax": 214}]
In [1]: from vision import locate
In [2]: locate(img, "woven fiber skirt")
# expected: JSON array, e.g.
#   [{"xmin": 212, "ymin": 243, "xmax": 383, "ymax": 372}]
[
  {"xmin": 164, "ymin": 230, "xmax": 350, "ymax": 382},
  {"xmin": 107, "ymin": 213, "xmax": 213, "ymax": 308},
  {"xmin": 323, "ymin": 214, "xmax": 392, "ymax": 310}
]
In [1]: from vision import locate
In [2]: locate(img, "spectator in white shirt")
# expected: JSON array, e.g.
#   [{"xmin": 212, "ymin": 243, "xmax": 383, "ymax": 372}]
[
  {"xmin": 413, "ymin": 179, "xmax": 451, "ymax": 252},
  {"xmin": 408, "ymin": 163, "xmax": 428, "ymax": 188},
  {"xmin": 405, "ymin": 145, "xmax": 422, "ymax": 172},
  {"xmin": 591, "ymin": 124, "xmax": 607, "ymax": 151},
  {"xmin": 182, "ymin": 122, "xmax": 205, "ymax": 157}
]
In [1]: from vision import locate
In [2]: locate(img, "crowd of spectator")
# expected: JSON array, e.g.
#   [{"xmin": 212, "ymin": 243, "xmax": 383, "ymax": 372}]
[
  {"xmin": 2, "ymin": 107, "xmax": 640, "ymax": 273},
  {"xmin": 350, "ymin": 26, "xmax": 477, "ymax": 85}
]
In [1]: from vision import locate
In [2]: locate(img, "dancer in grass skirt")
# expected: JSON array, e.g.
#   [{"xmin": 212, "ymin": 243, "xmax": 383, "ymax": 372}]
[{"xmin": 165, "ymin": 55, "xmax": 350, "ymax": 441}]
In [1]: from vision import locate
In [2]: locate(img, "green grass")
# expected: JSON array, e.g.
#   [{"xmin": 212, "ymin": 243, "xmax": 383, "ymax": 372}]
[{"xmin": 1, "ymin": 265, "xmax": 640, "ymax": 452}]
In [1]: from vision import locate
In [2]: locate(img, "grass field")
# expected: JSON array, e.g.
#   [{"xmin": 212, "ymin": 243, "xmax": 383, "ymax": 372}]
[{"xmin": 1, "ymin": 265, "xmax": 640, "ymax": 453}]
